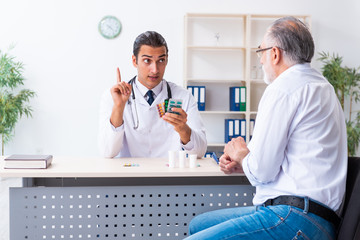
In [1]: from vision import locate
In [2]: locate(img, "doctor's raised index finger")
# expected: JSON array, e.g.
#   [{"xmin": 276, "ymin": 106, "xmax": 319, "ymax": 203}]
[{"xmin": 116, "ymin": 67, "xmax": 121, "ymax": 83}]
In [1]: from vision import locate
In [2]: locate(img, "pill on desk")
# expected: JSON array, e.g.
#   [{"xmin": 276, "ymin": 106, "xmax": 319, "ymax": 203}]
[{"xmin": 124, "ymin": 163, "xmax": 140, "ymax": 167}]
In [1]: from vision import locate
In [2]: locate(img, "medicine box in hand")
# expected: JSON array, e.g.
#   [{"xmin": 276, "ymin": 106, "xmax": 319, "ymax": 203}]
[{"xmin": 167, "ymin": 99, "xmax": 183, "ymax": 115}]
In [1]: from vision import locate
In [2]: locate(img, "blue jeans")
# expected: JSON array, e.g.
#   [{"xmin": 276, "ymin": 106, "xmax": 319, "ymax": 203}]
[{"xmin": 186, "ymin": 203, "xmax": 336, "ymax": 240}]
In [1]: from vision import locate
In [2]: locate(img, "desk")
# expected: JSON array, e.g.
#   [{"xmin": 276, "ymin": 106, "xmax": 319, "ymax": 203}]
[{"xmin": 0, "ymin": 156, "xmax": 254, "ymax": 240}]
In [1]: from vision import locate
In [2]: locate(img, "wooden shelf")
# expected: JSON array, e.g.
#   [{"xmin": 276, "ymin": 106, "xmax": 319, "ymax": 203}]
[
  {"xmin": 200, "ymin": 111, "xmax": 246, "ymax": 115},
  {"xmin": 184, "ymin": 13, "xmax": 311, "ymax": 150},
  {"xmin": 207, "ymin": 143, "xmax": 226, "ymax": 147},
  {"xmin": 187, "ymin": 78, "xmax": 245, "ymax": 83},
  {"xmin": 187, "ymin": 46, "xmax": 245, "ymax": 50}
]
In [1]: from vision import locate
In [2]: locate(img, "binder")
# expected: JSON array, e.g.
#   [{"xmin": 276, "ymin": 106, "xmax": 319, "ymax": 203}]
[
  {"xmin": 193, "ymin": 86, "xmax": 199, "ymax": 106},
  {"xmin": 198, "ymin": 86, "xmax": 206, "ymax": 111},
  {"xmin": 211, "ymin": 152, "xmax": 219, "ymax": 164},
  {"xmin": 187, "ymin": 86, "xmax": 193, "ymax": 95},
  {"xmin": 229, "ymin": 87, "xmax": 240, "ymax": 111},
  {"xmin": 250, "ymin": 119, "xmax": 255, "ymax": 140},
  {"xmin": 225, "ymin": 119, "xmax": 234, "ymax": 143},
  {"xmin": 240, "ymin": 87, "xmax": 246, "ymax": 111},
  {"xmin": 188, "ymin": 86, "xmax": 206, "ymax": 111},
  {"xmin": 234, "ymin": 119, "xmax": 240, "ymax": 138},
  {"xmin": 240, "ymin": 119, "xmax": 246, "ymax": 140}
]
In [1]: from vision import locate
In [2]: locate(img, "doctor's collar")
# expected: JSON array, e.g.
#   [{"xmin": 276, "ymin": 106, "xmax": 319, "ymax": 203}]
[{"xmin": 134, "ymin": 77, "xmax": 164, "ymax": 98}]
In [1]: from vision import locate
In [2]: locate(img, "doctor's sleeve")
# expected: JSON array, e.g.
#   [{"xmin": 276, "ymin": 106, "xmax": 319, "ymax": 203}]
[
  {"xmin": 182, "ymin": 93, "xmax": 207, "ymax": 158},
  {"xmin": 98, "ymin": 90, "xmax": 125, "ymax": 158}
]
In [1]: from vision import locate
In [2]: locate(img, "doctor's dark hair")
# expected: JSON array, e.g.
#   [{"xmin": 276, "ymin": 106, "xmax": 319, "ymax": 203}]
[
  {"xmin": 133, "ymin": 31, "xmax": 169, "ymax": 61},
  {"xmin": 266, "ymin": 16, "xmax": 314, "ymax": 65}
]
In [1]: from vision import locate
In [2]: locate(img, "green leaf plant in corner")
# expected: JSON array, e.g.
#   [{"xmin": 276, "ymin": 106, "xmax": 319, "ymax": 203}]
[
  {"xmin": 318, "ymin": 52, "xmax": 360, "ymax": 156},
  {"xmin": 0, "ymin": 48, "xmax": 36, "ymax": 156}
]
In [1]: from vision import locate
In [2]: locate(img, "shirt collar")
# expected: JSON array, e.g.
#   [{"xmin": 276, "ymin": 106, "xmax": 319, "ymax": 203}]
[
  {"xmin": 134, "ymin": 77, "xmax": 163, "ymax": 99},
  {"xmin": 271, "ymin": 63, "xmax": 311, "ymax": 86}
]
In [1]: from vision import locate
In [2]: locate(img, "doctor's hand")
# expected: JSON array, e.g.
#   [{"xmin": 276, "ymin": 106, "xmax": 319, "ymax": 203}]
[
  {"xmin": 162, "ymin": 107, "xmax": 191, "ymax": 145},
  {"xmin": 110, "ymin": 68, "xmax": 132, "ymax": 128},
  {"xmin": 223, "ymin": 137, "xmax": 249, "ymax": 166},
  {"xmin": 110, "ymin": 68, "xmax": 132, "ymax": 108},
  {"xmin": 219, "ymin": 153, "xmax": 244, "ymax": 174}
]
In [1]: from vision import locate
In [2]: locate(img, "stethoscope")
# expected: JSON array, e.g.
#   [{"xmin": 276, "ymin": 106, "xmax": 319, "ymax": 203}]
[{"xmin": 128, "ymin": 76, "xmax": 172, "ymax": 129}]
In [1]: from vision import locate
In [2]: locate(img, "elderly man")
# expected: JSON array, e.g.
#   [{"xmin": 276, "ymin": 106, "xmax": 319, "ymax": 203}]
[{"xmin": 186, "ymin": 16, "xmax": 347, "ymax": 240}]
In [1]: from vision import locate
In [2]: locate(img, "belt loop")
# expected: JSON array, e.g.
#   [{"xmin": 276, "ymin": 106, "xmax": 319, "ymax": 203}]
[{"xmin": 303, "ymin": 197, "xmax": 309, "ymax": 214}]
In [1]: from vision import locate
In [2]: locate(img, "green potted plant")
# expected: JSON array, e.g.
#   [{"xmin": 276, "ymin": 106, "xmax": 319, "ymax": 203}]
[
  {"xmin": 0, "ymin": 48, "xmax": 36, "ymax": 156},
  {"xmin": 318, "ymin": 52, "xmax": 360, "ymax": 156}
]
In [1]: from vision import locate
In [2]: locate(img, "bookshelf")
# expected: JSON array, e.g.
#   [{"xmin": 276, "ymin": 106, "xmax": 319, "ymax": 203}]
[{"xmin": 184, "ymin": 13, "xmax": 311, "ymax": 154}]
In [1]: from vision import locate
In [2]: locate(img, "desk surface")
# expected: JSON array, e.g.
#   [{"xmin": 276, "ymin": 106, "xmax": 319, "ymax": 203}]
[{"xmin": 0, "ymin": 156, "xmax": 243, "ymax": 178}]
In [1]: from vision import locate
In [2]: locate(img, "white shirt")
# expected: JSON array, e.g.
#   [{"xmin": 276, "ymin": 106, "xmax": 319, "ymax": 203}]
[
  {"xmin": 98, "ymin": 78, "xmax": 207, "ymax": 158},
  {"xmin": 137, "ymin": 77, "xmax": 163, "ymax": 103},
  {"xmin": 242, "ymin": 63, "xmax": 347, "ymax": 211}
]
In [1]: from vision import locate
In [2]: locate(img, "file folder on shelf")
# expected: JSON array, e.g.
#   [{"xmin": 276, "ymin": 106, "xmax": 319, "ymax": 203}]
[
  {"xmin": 187, "ymin": 86, "xmax": 193, "ymax": 95},
  {"xmin": 240, "ymin": 86, "xmax": 246, "ymax": 111},
  {"xmin": 205, "ymin": 151, "xmax": 224, "ymax": 160},
  {"xmin": 240, "ymin": 119, "xmax": 246, "ymax": 141},
  {"xmin": 187, "ymin": 86, "xmax": 206, "ymax": 111},
  {"xmin": 225, "ymin": 119, "xmax": 234, "ymax": 143},
  {"xmin": 229, "ymin": 87, "xmax": 240, "ymax": 111},
  {"xmin": 198, "ymin": 86, "xmax": 206, "ymax": 111},
  {"xmin": 250, "ymin": 119, "xmax": 255, "ymax": 140},
  {"xmin": 230, "ymin": 86, "xmax": 246, "ymax": 111},
  {"xmin": 193, "ymin": 86, "xmax": 199, "ymax": 107},
  {"xmin": 225, "ymin": 119, "xmax": 248, "ymax": 143},
  {"xmin": 234, "ymin": 119, "xmax": 240, "ymax": 138}
]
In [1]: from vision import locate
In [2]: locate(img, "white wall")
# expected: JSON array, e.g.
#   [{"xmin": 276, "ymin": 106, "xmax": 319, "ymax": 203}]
[{"xmin": 1, "ymin": 0, "xmax": 359, "ymax": 157}]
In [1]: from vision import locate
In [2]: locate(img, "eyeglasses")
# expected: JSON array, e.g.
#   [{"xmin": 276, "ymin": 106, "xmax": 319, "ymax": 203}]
[
  {"xmin": 255, "ymin": 46, "xmax": 273, "ymax": 58},
  {"xmin": 256, "ymin": 46, "xmax": 285, "ymax": 58}
]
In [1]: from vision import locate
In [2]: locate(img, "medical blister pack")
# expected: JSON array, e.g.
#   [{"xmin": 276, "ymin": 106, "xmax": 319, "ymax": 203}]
[{"xmin": 156, "ymin": 98, "xmax": 183, "ymax": 117}]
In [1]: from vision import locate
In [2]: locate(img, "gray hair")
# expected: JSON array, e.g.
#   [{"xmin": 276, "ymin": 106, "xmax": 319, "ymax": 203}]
[{"xmin": 266, "ymin": 16, "xmax": 314, "ymax": 65}]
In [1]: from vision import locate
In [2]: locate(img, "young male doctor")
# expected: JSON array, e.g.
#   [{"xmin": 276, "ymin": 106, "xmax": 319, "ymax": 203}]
[{"xmin": 98, "ymin": 31, "xmax": 207, "ymax": 158}]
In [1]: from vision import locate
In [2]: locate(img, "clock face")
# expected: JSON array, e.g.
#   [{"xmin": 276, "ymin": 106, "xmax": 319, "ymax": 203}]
[{"xmin": 98, "ymin": 16, "xmax": 122, "ymax": 39}]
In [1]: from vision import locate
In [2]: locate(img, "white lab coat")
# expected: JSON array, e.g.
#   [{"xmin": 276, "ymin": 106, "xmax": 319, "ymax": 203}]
[{"xmin": 98, "ymin": 79, "xmax": 207, "ymax": 158}]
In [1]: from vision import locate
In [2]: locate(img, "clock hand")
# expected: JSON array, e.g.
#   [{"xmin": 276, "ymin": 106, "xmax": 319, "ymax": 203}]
[{"xmin": 107, "ymin": 25, "xmax": 114, "ymax": 31}]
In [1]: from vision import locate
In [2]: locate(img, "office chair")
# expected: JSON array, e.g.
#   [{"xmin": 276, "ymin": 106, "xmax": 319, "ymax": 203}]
[{"xmin": 337, "ymin": 157, "xmax": 360, "ymax": 240}]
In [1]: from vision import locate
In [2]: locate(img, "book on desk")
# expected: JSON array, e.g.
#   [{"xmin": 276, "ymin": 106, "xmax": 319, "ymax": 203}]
[{"xmin": 4, "ymin": 154, "xmax": 53, "ymax": 169}]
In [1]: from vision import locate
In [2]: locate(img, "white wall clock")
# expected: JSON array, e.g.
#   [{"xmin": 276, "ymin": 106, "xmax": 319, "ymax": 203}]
[{"xmin": 98, "ymin": 16, "xmax": 122, "ymax": 39}]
